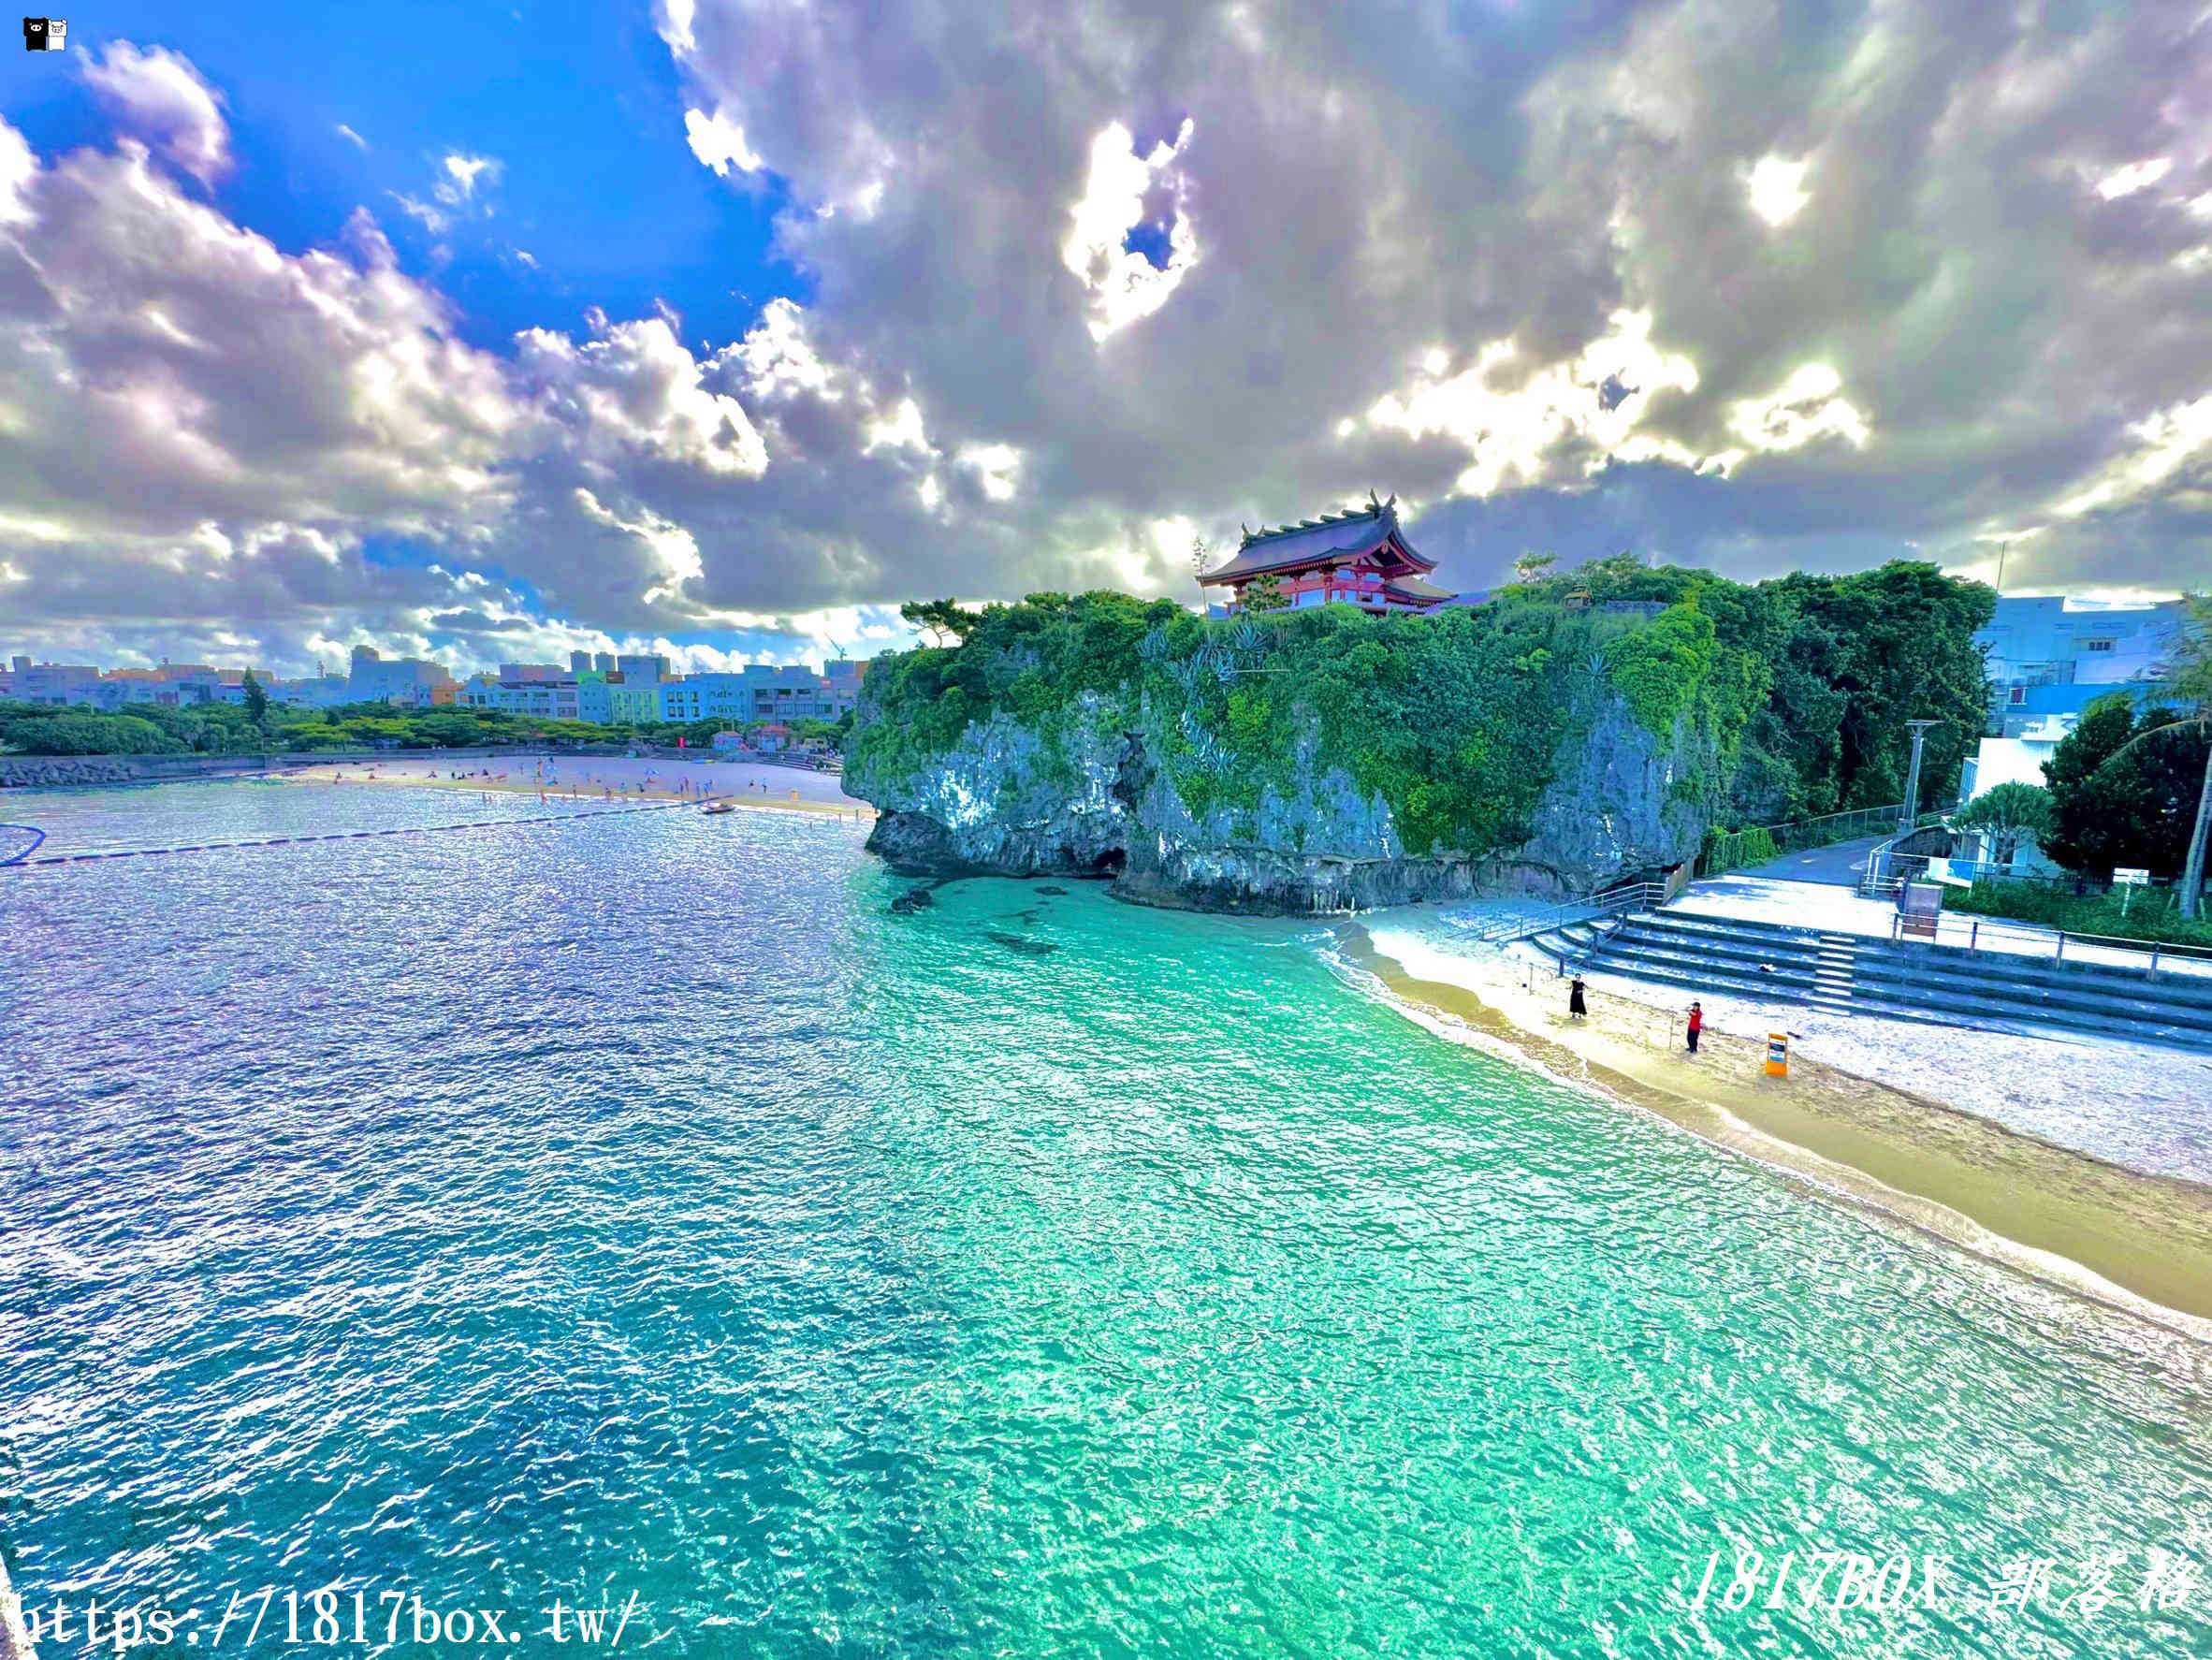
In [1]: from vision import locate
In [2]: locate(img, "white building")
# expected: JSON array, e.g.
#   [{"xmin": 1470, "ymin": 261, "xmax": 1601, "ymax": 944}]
[
  {"xmin": 656, "ymin": 663, "xmax": 859, "ymax": 725},
  {"xmin": 1975, "ymin": 595, "xmax": 2185, "ymax": 706},
  {"xmin": 458, "ymin": 674, "xmax": 585, "ymax": 721},
  {"xmin": 3, "ymin": 657, "xmax": 104, "ymax": 705},
  {"xmin": 348, "ymin": 646, "xmax": 453, "ymax": 706}
]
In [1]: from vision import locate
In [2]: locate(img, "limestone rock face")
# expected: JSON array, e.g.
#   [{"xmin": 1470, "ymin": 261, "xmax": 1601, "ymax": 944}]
[{"xmin": 851, "ymin": 683, "xmax": 1705, "ymax": 914}]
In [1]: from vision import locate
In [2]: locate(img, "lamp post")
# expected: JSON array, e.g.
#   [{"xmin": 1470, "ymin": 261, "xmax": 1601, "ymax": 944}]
[{"xmin": 1899, "ymin": 720, "xmax": 1943, "ymax": 834}]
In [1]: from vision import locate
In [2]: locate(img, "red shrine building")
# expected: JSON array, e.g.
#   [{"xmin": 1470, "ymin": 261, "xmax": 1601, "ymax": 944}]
[{"xmin": 1198, "ymin": 495, "xmax": 1461, "ymax": 616}]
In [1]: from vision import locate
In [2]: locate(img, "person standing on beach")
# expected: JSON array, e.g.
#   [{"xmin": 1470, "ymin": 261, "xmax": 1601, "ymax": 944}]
[
  {"xmin": 1685, "ymin": 1001, "xmax": 1704, "ymax": 1054},
  {"xmin": 1568, "ymin": 976, "xmax": 1589, "ymax": 1021}
]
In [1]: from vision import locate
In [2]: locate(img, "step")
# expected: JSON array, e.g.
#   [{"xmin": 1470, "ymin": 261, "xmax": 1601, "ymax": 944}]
[
  {"xmin": 1583, "ymin": 910, "xmax": 2212, "ymax": 1054},
  {"xmin": 1638, "ymin": 912, "xmax": 2212, "ymax": 1024}
]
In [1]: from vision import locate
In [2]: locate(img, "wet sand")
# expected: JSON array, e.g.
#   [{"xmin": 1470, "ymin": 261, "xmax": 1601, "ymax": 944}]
[
  {"xmin": 1339, "ymin": 925, "xmax": 2212, "ymax": 1337},
  {"xmin": 280, "ymin": 754, "xmax": 876, "ymax": 823}
]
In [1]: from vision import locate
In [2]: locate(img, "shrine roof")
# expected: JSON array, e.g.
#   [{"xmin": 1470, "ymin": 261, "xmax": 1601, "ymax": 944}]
[
  {"xmin": 1199, "ymin": 499, "xmax": 1433, "ymax": 583},
  {"xmin": 1383, "ymin": 574, "xmax": 1457, "ymax": 602}
]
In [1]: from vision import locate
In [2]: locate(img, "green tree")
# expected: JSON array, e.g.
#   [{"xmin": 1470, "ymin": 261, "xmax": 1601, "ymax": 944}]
[
  {"xmin": 900, "ymin": 598, "xmax": 982, "ymax": 647},
  {"xmin": 2041, "ymin": 692, "xmax": 2211, "ymax": 883},
  {"xmin": 2, "ymin": 712, "xmax": 181, "ymax": 754},
  {"xmin": 1956, "ymin": 781, "xmax": 2051, "ymax": 866},
  {"xmin": 1242, "ymin": 574, "xmax": 1289, "ymax": 612},
  {"xmin": 2094, "ymin": 593, "xmax": 2212, "ymax": 916},
  {"xmin": 241, "ymin": 670, "xmax": 269, "ymax": 732}
]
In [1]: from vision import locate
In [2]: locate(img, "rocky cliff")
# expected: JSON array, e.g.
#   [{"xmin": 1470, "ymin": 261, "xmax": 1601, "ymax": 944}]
[{"xmin": 850, "ymin": 677, "xmax": 1711, "ymax": 914}]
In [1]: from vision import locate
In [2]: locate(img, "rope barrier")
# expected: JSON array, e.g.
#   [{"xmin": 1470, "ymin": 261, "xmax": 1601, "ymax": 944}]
[{"xmin": 3, "ymin": 795, "xmax": 747, "ymax": 868}]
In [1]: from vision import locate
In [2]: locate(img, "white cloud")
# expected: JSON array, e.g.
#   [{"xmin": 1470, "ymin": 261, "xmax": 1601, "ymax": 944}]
[
  {"xmin": 573, "ymin": 486, "xmax": 706, "ymax": 607},
  {"xmin": 388, "ymin": 193, "xmax": 451, "ymax": 233},
  {"xmin": 735, "ymin": 299, "xmax": 838, "ymax": 400},
  {"xmin": 1743, "ymin": 154, "xmax": 1810, "ymax": 226},
  {"xmin": 12, "ymin": 2, "xmax": 2212, "ymax": 668},
  {"xmin": 957, "ymin": 443, "xmax": 1021, "ymax": 502},
  {"xmin": 865, "ymin": 396, "xmax": 929, "ymax": 454},
  {"xmin": 335, "ymin": 124, "xmax": 369, "ymax": 152},
  {"xmin": 82, "ymin": 42, "xmax": 231, "ymax": 186},
  {"xmin": 0, "ymin": 122, "xmax": 36, "ymax": 227},
  {"xmin": 2094, "ymin": 157, "xmax": 2171, "ymax": 200},
  {"xmin": 2054, "ymin": 392, "xmax": 2212, "ymax": 517},
  {"xmin": 1062, "ymin": 120, "xmax": 1200, "ymax": 342},
  {"xmin": 517, "ymin": 312, "xmax": 770, "ymax": 478},
  {"xmin": 684, "ymin": 107, "xmax": 764, "ymax": 177},
  {"xmin": 437, "ymin": 153, "xmax": 502, "ymax": 204},
  {"xmin": 1365, "ymin": 312, "xmax": 1708, "ymax": 494},
  {"xmin": 1725, "ymin": 363, "xmax": 1870, "ymax": 455}
]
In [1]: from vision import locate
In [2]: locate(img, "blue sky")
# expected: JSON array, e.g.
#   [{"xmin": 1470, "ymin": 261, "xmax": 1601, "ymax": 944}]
[
  {"xmin": 6, "ymin": 1, "xmax": 797, "ymax": 352},
  {"xmin": 0, "ymin": 1, "xmax": 2204, "ymax": 677}
]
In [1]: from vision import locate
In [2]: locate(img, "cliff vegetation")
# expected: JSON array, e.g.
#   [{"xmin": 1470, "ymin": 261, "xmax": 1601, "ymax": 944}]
[{"xmin": 848, "ymin": 557, "xmax": 1994, "ymax": 909}]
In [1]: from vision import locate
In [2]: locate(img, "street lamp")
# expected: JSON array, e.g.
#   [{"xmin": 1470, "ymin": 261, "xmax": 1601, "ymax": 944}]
[{"xmin": 1899, "ymin": 720, "xmax": 1943, "ymax": 834}]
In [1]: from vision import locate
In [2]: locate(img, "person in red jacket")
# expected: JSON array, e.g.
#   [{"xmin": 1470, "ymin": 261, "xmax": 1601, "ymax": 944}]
[{"xmin": 1686, "ymin": 1001, "xmax": 1704, "ymax": 1054}]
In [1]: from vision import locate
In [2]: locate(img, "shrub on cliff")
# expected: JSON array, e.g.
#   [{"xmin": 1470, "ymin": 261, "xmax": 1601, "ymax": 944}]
[
  {"xmin": 853, "ymin": 557, "xmax": 1994, "ymax": 865},
  {"xmin": 854, "ymin": 588, "xmax": 1749, "ymax": 860}
]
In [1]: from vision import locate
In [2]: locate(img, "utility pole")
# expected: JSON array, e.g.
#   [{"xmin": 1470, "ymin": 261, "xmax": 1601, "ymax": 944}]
[{"xmin": 1899, "ymin": 720, "xmax": 1943, "ymax": 833}]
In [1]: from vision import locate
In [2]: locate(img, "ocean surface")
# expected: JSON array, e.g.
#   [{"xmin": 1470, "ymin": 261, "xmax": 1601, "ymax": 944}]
[{"xmin": 4, "ymin": 779, "xmax": 2209, "ymax": 1659}]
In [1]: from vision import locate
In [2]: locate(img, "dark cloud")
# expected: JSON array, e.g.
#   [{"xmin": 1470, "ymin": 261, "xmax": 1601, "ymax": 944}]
[{"xmin": 7, "ymin": 3, "xmax": 2211, "ymax": 675}]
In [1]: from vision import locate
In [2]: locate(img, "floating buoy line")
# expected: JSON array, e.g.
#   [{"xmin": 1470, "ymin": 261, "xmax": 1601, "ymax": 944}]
[{"xmin": 1, "ymin": 796, "xmax": 727, "ymax": 869}]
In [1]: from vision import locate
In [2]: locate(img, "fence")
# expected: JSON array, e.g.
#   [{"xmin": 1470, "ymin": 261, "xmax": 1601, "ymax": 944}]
[
  {"xmin": 1698, "ymin": 802, "xmax": 1908, "ymax": 878},
  {"xmin": 1886, "ymin": 909, "xmax": 2212, "ymax": 974}
]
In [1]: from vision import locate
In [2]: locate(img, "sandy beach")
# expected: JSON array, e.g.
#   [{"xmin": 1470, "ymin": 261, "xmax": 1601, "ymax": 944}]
[
  {"xmin": 1336, "ymin": 916, "xmax": 2212, "ymax": 1340},
  {"xmin": 279, "ymin": 752, "xmax": 877, "ymax": 823}
]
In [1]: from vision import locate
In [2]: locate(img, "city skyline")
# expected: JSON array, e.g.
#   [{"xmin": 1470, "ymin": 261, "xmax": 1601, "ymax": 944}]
[{"xmin": 2, "ymin": 3, "xmax": 2207, "ymax": 678}]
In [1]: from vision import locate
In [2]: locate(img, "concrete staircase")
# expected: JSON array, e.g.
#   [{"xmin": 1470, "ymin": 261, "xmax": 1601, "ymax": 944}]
[{"xmin": 1529, "ymin": 910, "xmax": 2212, "ymax": 1054}]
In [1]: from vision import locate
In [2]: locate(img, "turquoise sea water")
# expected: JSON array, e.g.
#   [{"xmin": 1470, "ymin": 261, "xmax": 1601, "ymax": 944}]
[{"xmin": 4, "ymin": 781, "xmax": 2209, "ymax": 1659}]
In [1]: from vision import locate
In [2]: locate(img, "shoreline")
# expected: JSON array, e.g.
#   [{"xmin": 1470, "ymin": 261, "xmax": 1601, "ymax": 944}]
[
  {"xmin": 274, "ymin": 757, "xmax": 877, "ymax": 823},
  {"xmin": 1334, "ymin": 924, "xmax": 2212, "ymax": 1342}
]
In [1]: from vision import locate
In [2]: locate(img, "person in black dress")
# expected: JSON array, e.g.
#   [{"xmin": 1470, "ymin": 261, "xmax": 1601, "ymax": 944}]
[{"xmin": 1568, "ymin": 976, "xmax": 1589, "ymax": 1020}]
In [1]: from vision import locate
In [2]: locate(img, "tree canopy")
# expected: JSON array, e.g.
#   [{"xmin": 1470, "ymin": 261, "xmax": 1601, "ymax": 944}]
[
  {"xmin": 2040, "ymin": 692, "xmax": 2211, "ymax": 879},
  {"xmin": 853, "ymin": 559, "xmax": 1996, "ymax": 861},
  {"xmin": 1957, "ymin": 782, "xmax": 2051, "ymax": 865}
]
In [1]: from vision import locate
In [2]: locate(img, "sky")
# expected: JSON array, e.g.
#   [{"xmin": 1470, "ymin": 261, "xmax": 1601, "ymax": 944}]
[{"xmin": 1, "ymin": 0, "xmax": 2207, "ymax": 677}]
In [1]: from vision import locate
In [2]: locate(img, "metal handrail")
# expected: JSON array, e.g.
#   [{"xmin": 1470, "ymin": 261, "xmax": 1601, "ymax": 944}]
[
  {"xmin": 1460, "ymin": 880, "xmax": 1667, "ymax": 944},
  {"xmin": 1889, "ymin": 909, "xmax": 2212, "ymax": 972},
  {"xmin": 1859, "ymin": 816, "xmax": 1955, "ymax": 896}
]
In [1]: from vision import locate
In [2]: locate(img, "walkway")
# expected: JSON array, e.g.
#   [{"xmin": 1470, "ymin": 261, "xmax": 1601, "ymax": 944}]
[
  {"xmin": 1754, "ymin": 832, "xmax": 1888, "ymax": 887},
  {"xmin": 1672, "ymin": 873, "xmax": 2210, "ymax": 979}
]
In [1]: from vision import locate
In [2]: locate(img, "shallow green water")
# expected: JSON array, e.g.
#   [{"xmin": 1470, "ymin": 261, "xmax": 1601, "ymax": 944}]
[{"xmin": 4, "ymin": 785, "xmax": 2208, "ymax": 1657}]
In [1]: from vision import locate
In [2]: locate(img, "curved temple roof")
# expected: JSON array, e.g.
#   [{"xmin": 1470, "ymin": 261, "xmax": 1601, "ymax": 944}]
[{"xmin": 1199, "ymin": 499, "xmax": 1444, "ymax": 595}]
